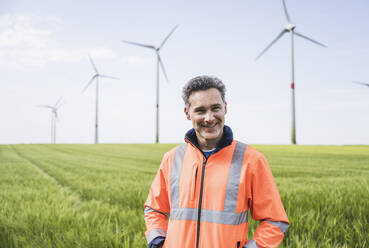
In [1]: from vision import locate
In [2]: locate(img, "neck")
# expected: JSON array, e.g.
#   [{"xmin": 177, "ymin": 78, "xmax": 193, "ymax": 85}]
[
  {"xmin": 198, "ymin": 141, "xmax": 217, "ymax": 151},
  {"xmin": 197, "ymin": 133, "xmax": 223, "ymax": 151}
]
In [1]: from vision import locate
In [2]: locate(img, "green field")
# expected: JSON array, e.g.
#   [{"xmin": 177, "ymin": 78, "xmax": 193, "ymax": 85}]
[{"xmin": 0, "ymin": 144, "xmax": 368, "ymax": 248}]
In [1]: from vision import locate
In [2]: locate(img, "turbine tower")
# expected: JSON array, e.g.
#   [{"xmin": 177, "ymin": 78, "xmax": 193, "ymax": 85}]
[
  {"xmin": 352, "ymin": 81, "xmax": 369, "ymax": 88},
  {"xmin": 256, "ymin": 0, "xmax": 326, "ymax": 144},
  {"xmin": 82, "ymin": 55, "xmax": 119, "ymax": 144},
  {"xmin": 39, "ymin": 97, "xmax": 63, "ymax": 144},
  {"xmin": 122, "ymin": 24, "xmax": 179, "ymax": 143}
]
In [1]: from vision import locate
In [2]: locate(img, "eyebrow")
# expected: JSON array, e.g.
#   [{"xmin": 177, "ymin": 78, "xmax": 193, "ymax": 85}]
[{"xmin": 193, "ymin": 104, "xmax": 221, "ymax": 111}]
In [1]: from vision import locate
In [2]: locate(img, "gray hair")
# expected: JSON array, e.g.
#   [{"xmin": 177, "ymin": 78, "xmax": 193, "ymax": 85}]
[{"xmin": 182, "ymin": 75, "xmax": 226, "ymax": 107}]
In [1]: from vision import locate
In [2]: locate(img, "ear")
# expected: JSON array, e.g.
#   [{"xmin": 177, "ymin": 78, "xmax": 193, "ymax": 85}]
[
  {"xmin": 184, "ymin": 107, "xmax": 191, "ymax": 120},
  {"xmin": 224, "ymin": 102, "xmax": 227, "ymax": 115}
]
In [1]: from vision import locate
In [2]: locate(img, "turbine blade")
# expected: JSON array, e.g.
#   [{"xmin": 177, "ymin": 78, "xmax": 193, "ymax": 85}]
[
  {"xmin": 158, "ymin": 55, "xmax": 169, "ymax": 83},
  {"xmin": 159, "ymin": 24, "xmax": 179, "ymax": 49},
  {"xmin": 38, "ymin": 105, "xmax": 53, "ymax": 109},
  {"xmin": 282, "ymin": 0, "xmax": 292, "ymax": 23},
  {"xmin": 122, "ymin": 40, "xmax": 155, "ymax": 50},
  {"xmin": 89, "ymin": 54, "xmax": 98, "ymax": 74},
  {"xmin": 54, "ymin": 97, "xmax": 63, "ymax": 108},
  {"xmin": 255, "ymin": 29, "xmax": 288, "ymax": 60},
  {"xmin": 99, "ymin": 75, "xmax": 120, "ymax": 80},
  {"xmin": 81, "ymin": 75, "xmax": 97, "ymax": 93},
  {"xmin": 294, "ymin": 32, "xmax": 327, "ymax": 48},
  {"xmin": 56, "ymin": 102, "xmax": 64, "ymax": 110},
  {"xmin": 353, "ymin": 81, "xmax": 369, "ymax": 87}
]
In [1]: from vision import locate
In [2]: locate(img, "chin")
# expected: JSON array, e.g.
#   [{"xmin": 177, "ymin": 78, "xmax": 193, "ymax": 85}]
[{"xmin": 202, "ymin": 131, "xmax": 221, "ymax": 140}]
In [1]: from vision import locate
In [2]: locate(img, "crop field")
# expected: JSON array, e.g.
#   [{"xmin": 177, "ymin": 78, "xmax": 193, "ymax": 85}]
[{"xmin": 0, "ymin": 144, "xmax": 368, "ymax": 248}]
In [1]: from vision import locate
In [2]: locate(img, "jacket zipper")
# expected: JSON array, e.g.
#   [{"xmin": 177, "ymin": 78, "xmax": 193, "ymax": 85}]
[{"xmin": 196, "ymin": 158, "xmax": 207, "ymax": 248}]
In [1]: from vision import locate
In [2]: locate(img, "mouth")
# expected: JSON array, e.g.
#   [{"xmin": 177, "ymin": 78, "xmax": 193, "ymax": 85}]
[{"xmin": 201, "ymin": 123, "xmax": 218, "ymax": 130}]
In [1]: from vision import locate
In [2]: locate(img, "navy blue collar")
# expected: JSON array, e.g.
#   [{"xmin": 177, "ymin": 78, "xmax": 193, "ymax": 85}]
[{"xmin": 185, "ymin": 125, "xmax": 233, "ymax": 154}]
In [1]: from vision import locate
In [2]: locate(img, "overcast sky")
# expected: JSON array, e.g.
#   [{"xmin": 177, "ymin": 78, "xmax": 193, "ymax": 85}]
[{"xmin": 1, "ymin": 0, "xmax": 368, "ymax": 145}]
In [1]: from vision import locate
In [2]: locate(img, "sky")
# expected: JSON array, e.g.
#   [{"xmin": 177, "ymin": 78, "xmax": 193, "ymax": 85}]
[{"xmin": 0, "ymin": 0, "xmax": 368, "ymax": 145}]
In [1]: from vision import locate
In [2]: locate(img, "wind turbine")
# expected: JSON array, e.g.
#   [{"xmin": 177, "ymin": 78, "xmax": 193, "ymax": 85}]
[
  {"xmin": 82, "ymin": 55, "xmax": 119, "ymax": 144},
  {"xmin": 39, "ymin": 97, "xmax": 63, "ymax": 144},
  {"xmin": 352, "ymin": 81, "xmax": 369, "ymax": 88},
  {"xmin": 122, "ymin": 24, "xmax": 179, "ymax": 143},
  {"xmin": 256, "ymin": 0, "xmax": 327, "ymax": 144}
]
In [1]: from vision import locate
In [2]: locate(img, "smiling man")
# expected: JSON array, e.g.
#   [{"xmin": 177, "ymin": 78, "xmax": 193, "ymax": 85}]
[{"xmin": 144, "ymin": 75, "xmax": 289, "ymax": 248}]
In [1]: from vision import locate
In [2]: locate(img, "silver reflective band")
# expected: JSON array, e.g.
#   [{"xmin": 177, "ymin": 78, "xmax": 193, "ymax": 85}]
[
  {"xmin": 244, "ymin": 239, "xmax": 258, "ymax": 248},
  {"xmin": 144, "ymin": 206, "xmax": 169, "ymax": 217},
  {"xmin": 224, "ymin": 142, "xmax": 247, "ymax": 212},
  {"xmin": 146, "ymin": 228, "xmax": 167, "ymax": 244},
  {"xmin": 170, "ymin": 208, "xmax": 248, "ymax": 225},
  {"xmin": 266, "ymin": 220, "xmax": 289, "ymax": 233},
  {"xmin": 170, "ymin": 144, "xmax": 187, "ymax": 209}
]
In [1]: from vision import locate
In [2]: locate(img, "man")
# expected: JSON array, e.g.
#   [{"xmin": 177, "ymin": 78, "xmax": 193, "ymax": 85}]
[{"xmin": 144, "ymin": 75, "xmax": 289, "ymax": 248}]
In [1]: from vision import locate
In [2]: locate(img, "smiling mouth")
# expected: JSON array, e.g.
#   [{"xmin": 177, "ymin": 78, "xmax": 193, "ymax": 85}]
[{"xmin": 202, "ymin": 123, "xmax": 218, "ymax": 129}]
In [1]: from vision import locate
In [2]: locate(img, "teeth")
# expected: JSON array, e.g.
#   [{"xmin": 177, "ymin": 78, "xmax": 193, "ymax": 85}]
[{"xmin": 202, "ymin": 124, "xmax": 216, "ymax": 128}]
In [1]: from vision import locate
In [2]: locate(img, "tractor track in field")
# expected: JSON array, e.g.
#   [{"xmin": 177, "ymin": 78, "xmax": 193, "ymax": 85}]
[
  {"xmin": 9, "ymin": 145, "xmax": 85, "ymax": 203},
  {"xmin": 8, "ymin": 145, "xmax": 140, "ymax": 211},
  {"xmin": 43, "ymin": 144, "xmax": 161, "ymax": 166}
]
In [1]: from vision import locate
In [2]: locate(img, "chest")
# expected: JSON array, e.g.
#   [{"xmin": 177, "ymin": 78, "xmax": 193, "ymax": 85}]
[{"xmin": 174, "ymin": 157, "xmax": 247, "ymax": 212}]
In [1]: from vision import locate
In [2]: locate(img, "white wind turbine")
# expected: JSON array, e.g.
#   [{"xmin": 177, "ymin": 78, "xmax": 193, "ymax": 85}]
[
  {"xmin": 39, "ymin": 97, "xmax": 63, "ymax": 144},
  {"xmin": 122, "ymin": 24, "xmax": 179, "ymax": 143},
  {"xmin": 256, "ymin": 0, "xmax": 327, "ymax": 144},
  {"xmin": 352, "ymin": 81, "xmax": 369, "ymax": 88},
  {"xmin": 82, "ymin": 55, "xmax": 119, "ymax": 144}
]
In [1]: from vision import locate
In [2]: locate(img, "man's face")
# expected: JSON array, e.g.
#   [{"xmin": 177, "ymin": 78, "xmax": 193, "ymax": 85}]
[{"xmin": 184, "ymin": 88, "xmax": 227, "ymax": 145}]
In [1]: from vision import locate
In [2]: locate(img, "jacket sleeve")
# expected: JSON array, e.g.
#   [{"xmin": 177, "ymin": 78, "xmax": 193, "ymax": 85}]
[
  {"xmin": 244, "ymin": 154, "xmax": 289, "ymax": 248},
  {"xmin": 144, "ymin": 153, "xmax": 171, "ymax": 246}
]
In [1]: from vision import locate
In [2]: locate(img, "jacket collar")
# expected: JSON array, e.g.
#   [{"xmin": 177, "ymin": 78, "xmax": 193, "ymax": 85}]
[{"xmin": 184, "ymin": 125, "xmax": 233, "ymax": 154}]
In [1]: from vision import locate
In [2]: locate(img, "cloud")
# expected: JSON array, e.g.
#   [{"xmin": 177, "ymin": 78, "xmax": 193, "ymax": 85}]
[{"xmin": 0, "ymin": 14, "xmax": 117, "ymax": 67}]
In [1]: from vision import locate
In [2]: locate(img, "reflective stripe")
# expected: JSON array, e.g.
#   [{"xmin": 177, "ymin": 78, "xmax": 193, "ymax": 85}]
[
  {"xmin": 170, "ymin": 208, "xmax": 248, "ymax": 225},
  {"xmin": 144, "ymin": 206, "xmax": 168, "ymax": 217},
  {"xmin": 265, "ymin": 220, "xmax": 289, "ymax": 233},
  {"xmin": 224, "ymin": 141, "xmax": 247, "ymax": 212},
  {"xmin": 170, "ymin": 144, "xmax": 187, "ymax": 208},
  {"xmin": 146, "ymin": 228, "xmax": 167, "ymax": 244},
  {"xmin": 244, "ymin": 239, "xmax": 258, "ymax": 248}
]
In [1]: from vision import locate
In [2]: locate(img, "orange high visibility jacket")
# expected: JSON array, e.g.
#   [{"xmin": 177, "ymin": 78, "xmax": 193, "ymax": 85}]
[{"xmin": 144, "ymin": 128, "xmax": 289, "ymax": 248}]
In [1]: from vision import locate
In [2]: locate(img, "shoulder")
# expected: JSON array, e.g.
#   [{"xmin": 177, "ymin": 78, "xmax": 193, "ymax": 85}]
[
  {"xmin": 235, "ymin": 141, "xmax": 269, "ymax": 172},
  {"xmin": 160, "ymin": 143, "xmax": 188, "ymax": 169},
  {"xmin": 245, "ymin": 145, "xmax": 266, "ymax": 161},
  {"xmin": 234, "ymin": 140, "xmax": 265, "ymax": 161},
  {"xmin": 163, "ymin": 143, "xmax": 187, "ymax": 159}
]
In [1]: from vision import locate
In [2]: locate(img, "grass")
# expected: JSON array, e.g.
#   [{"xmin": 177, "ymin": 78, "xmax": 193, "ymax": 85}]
[{"xmin": 0, "ymin": 144, "xmax": 368, "ymax": 247}]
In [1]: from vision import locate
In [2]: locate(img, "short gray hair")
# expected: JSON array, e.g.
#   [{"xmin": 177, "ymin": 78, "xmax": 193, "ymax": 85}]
[{"xmin": 182, "ymin": 75, "xmax": 226, "ymax": 107}]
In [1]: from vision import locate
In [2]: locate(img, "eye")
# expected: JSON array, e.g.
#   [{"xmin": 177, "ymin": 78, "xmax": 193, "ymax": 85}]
[{"xmin": 194, "ymin": 108, "xmax": 205, "ymax": 113}]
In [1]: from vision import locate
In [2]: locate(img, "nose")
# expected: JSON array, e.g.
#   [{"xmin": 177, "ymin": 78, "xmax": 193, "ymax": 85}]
[{"xmin": 204, "ymin": 111, "xmax": 214, "ymax": 122}]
